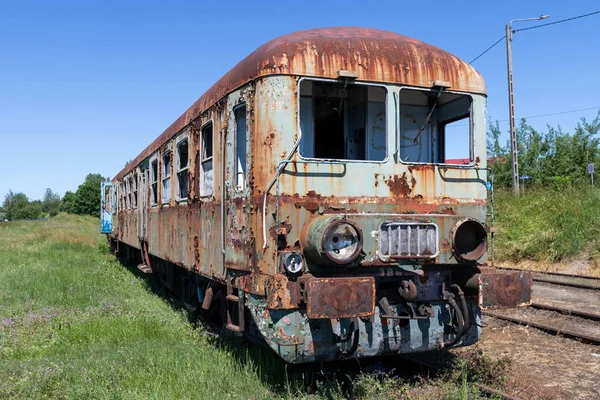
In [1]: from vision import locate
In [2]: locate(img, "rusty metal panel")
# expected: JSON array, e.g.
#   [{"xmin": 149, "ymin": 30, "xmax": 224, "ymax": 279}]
[
  {"xmin": 478, "ymin": 271, "xmax": 532, "ymax": 310},
  {"xmin": 306, "ymin": 277, "xmax": 376, "ymax": 319}
]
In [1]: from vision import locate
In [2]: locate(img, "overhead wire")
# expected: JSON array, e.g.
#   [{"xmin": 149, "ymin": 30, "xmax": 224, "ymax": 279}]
[
  {"xmin": 468, "ymin": 10, "xmax": 600, "ymax": 64},
  {"xmin": 468, "ymin": 36, "xmax": 506, "ymax": 64},
  {"xmin": 446, "ymin": 106, "xmax": 600, "ymax": 128},
  {"xmin": 513, "ymin": 10, "xmax": 600, "ymax": 33}
]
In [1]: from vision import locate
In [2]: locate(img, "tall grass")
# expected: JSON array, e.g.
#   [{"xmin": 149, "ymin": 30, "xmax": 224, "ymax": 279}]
[
  {"xmin": 0, "ymin": 214, "xmax": 280, "ymax": 399},
  {"xmin": 494, "ymin": 186, "xmax": 600, "ymax": 262}
]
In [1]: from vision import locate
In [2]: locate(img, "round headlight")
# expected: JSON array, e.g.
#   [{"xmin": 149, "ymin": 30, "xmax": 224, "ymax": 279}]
[
  {"xmin": 322, "ymin": 220, "xmax": 362, "ymax": 264},
  {"xmin": 282, "ymin": 252, "xmax": 303, "ymax": 274},
  {"xmin": 302, "ymin": 217, "xmax": 364, "ymax": 266},
  {"xmin": 452, "ymin": 219, "xmax": 487, "ymax": 262}
]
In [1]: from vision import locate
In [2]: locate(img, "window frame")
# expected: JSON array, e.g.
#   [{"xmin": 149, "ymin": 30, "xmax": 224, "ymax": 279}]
[
  {"xmin": 296, "ymin": 77, "xmax": 390, "ymax": 164},
  {"xmin": 199, "ymin": 120, "xmax": 214, "ymax": 197},
  {"xmin": 132, "ymin": 172, "xmax": 138, "ymax": 209},
  {"xmin": 162, "ymin": 149, "xmax": 172, "ymax": 204},
  {"xmin": 125, "ymin": 175, "xmax": 131, "ymax": 210},
  {"xmin": 397, "ymin": 86, "xmax": 474, "ymax": 167},
  {"xmin": 113, "ymin": 184, "xmax": 118, "ymax": 214},
  {"xmin": 150, "ymin": 155, "xmax": 159, "ymax": 207},
  {"xmin": 176, "ymin": 135, "xmax": 190, "ymax": 201},
  {"xmin": 233, "ymin": 103, "xmax": 247, "ymax": 192}
]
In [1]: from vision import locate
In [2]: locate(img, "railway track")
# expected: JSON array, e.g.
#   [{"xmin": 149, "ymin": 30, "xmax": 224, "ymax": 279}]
[
  {"xmin": 496, "ymin": 266, "xmax": 600, "ymax": 290},
  {"xmin": 483, "ymin": 268, "xmax": 600, "ymax": 345},
  {"xmin": 484, "ymin": 310, "xmax": 600, "ymax": 346}
]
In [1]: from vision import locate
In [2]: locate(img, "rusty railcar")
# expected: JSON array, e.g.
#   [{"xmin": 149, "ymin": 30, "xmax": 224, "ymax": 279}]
[{"xmin": 100, "ymin": 27, "xmax": 531, "ymax": 363}]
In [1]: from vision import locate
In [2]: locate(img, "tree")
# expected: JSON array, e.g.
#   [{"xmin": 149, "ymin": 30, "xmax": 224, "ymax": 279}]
[
  {"xmin": 73, "ymin": 174, "xmax": 108, "ymax": 217},
  {"xmin": 42, "ymin": 188, "xmax": 61, "ymax": 217},
  {"xmin": 60, "ymin": 191, "xmax": 77, "ymax": 213},
  {"xmin": 2, "ymin": 191, "xmax": 42, "ymax": 220}
]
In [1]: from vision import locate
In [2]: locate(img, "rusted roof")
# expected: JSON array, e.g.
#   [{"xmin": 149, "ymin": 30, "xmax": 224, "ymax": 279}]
[{"xmin": 114, "ymin": 27, "xmax": 485, "ymax": 180}]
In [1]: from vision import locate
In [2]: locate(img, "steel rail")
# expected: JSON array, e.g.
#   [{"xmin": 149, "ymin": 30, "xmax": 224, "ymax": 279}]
[
  {"xmin": 484, "ymin": 311, "xmax": 600, "ymax": 345},
  {"xmin": 533, "ymin": 277, "xmax": 600, "ymax": 291},
  {"xmin": 496, "ymin": 266, "xmax": 600, "ymax": 281},
  {"xmin": 530, "ymin": 303, "xmax": 600, "ymax": 322}
]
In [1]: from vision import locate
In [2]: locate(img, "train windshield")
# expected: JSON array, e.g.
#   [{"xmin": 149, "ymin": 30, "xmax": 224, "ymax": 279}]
[
  {"xmin": 399, "ymin": 89, "xmax": 472, "ymax": 164},
  {"xmin": 299, "ymin": 80, "xmax": 387, "ymax": 161}
]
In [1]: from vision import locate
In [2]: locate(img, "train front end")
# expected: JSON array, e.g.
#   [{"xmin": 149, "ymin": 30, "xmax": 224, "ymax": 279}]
[{"xmin": 248, "ymin": 68, "xmax": 531, "ymax": 363}]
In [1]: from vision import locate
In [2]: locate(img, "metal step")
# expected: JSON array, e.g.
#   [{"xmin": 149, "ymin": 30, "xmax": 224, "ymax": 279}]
[
  {"xmin": 137, "ymin": 264, "xmax": 152, "ymax": 274},
  {"xmin": 225, "ymin": 323, "xmax": 244, "ymax": 333}
]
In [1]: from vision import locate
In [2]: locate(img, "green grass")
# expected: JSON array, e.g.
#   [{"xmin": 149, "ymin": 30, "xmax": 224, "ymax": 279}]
[
  {"xmin": 0, "ymin": 214, "xmax": 281, "ymax": 399},
  {"xmin": 0, "ymin": 214, "xmax": 501, "ymax": 399},
  {"xmin": 494, "ymin": 186, "xmax": 600, "ymax": 262}
]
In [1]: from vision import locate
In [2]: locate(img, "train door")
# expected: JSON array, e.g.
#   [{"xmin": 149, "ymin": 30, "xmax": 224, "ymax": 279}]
[
  {"xmin": 100, "ymin": 181, "xmax": 113, "ymax": 233},
  {"xmin": 224, "ymin": 94, "xmax": 253, "ymax": 272}
]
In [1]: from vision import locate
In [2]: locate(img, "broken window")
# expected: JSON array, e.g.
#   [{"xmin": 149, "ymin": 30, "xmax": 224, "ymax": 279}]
[
  {"xmin": 125, "ymin": 178, "xmax": 131, "ymax": 209},
  {"xmin": 176, "ymin": 139, "xmax": 189, "ymax": 200},
  {"xmin": 234, "ymin": 105, "xmax": 247, "ymax": 191},
  {"xmin": 399, "ymin": 89, "xmax": 472, "ymax": 164},
  {"xmin": 200, "ymin": 123, "xmax": 213, "ymax": 196},
  {"xmin": 150, "ymin": 159, "xmax": 158, "ymax": 206},
  {"xmin": 299, "ymin": 80, "xmax": 387, "ymax": 161},
  {"xmin": 113, "ymin": 185, "xmax": 118, "ymax": 213},
  {"xmin": 132, "ymin": 173, "xmax": 138, "ymax": 209},
  {"xmin": 120, "ymin": 182, "xmax": 125, "ymax": 211},
  {"xmin": 162, "ymin": 152, "xmax": 171, "ymax": 203}
]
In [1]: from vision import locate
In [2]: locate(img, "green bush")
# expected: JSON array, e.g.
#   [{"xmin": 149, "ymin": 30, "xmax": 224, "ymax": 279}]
[{"xmin": 494, "ymin": 185, "xmax": 600, "ymax": 262}]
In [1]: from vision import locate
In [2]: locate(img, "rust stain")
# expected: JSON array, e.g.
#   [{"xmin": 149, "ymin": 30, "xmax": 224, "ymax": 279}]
[
  {"xmin": 306, "ymin": 277, "xmax": 376, "ymax": 319},
  {"xmin": 384, "ymin": 173, "xmax": 412, "ymax": 197},
  {"xmin": 266, "ymin": 274, "xmax": 297, "ymax": 309}
]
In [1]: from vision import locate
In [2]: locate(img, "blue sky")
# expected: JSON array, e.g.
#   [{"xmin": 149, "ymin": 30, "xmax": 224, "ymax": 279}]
[{"xmin": 1, "ymin": 0, "xmax": 599, "ymax": 200}]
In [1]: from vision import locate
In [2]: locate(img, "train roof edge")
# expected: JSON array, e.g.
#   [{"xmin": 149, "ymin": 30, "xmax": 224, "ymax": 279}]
[{"xmin": 114, "ymin": 26, "xmax": 485, "ymax": 181}]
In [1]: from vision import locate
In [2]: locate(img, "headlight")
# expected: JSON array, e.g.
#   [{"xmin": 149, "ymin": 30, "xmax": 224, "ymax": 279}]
[
  {"xmin": 323, "ymin": 220, "xmax": 362, "ymax": 264},
  {"xmin": 451, "ymin": 219, "xmax": 487, "ymax": 262},
  {"xmin": 302, "ymin": 217, "xmax": 363, "ymax": 266},
  {"xmin": 281, "ymin": 252, "xmax": 304, "ymax": 274}
]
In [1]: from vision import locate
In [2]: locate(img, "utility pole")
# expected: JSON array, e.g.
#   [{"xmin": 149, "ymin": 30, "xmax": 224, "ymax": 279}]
[
  {"xmin": 505, "ymin": 15, "xmax": 549, "ymax": 196},
  {"xmin": 505, "ymin": 24, "xmax": 519, "ymax": 196}
]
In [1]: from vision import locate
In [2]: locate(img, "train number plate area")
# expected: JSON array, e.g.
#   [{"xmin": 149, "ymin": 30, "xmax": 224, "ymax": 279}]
[
  {"xmin": 306, "ymin": 277, "xmax": 376, "ymax": 319},
  {"xmin": 478, "ymin": 270, "xmax": 532, "ymax": 310}
]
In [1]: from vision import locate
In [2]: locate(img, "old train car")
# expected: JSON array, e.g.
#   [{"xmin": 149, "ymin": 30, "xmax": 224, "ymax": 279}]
[{"xmin": 100, "ymin": 27, "xmax": 531, "ymax": 363}]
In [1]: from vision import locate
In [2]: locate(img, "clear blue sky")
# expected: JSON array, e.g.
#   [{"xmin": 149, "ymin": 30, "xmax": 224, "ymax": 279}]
[{"xmin": 1, "ymin": 0, "xmax": 599, "ymax": 201}]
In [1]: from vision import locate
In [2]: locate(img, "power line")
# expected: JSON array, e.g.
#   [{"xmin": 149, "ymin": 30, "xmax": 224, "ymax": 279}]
[
  {"xmin": 468, "ymin": 10, "xmax": 600, "ymax": 64},
  {"xmin": 469, "ymin": 35, "xmax": 506, "ymax": 64},
  {"xmin": 446, "ymin": 106, "xmax": 600, "ymax": 128},
  {"xmin": 509, "ymin": 106, "xmax": 600, "ymax": 122},
  {"xmin": 513, "ymin": 10, "xmax": 600, "ymax": 33}
]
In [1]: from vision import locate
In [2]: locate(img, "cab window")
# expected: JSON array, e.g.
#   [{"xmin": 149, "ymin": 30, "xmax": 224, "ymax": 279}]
[{"xmin": 299, "ymin": 80, "xmax": 386, "ymax": 161}]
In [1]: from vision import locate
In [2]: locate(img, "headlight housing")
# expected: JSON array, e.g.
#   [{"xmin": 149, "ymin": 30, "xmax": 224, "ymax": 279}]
[
  {"xmin": 302, "ymin": 217, "xmax": 363, "ymax": 266},
  {"xmin": 451, "ymin": 218, "xmax": 487, "ymax": 262},
  {"xmin": 281, "ymin": 252, "xmax": 304, "ymax": 274}
]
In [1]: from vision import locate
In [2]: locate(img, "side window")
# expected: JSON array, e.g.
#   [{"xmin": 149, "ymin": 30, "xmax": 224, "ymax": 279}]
[
  {"xmin": 132, "ymin": 173, "xmax": 138, "ymax": 209},
  {"xmin": 151, "ymin": 159, "xmax": 158, "ymax": 206},
  {"xmin": 200, "ymin": 123, "xmax": 213, "ymax": 196},
  {"xmin": 125, "ymin": 177, "xmax": 131, "ymax": 209},
  {"xmin": 120, "ymin": 182, "xmax": 124, "ymax": 211},
  {"xmin": 234, "ymin": 105, "xmax": 247, "ymax": 191},
  {"xmin": 162, "ymin": 152, "xmax": 171, "ymax": 203},
  {"xmin": 176, "ymin": 138, "xmax": 189, "ymax": 200},
  {"xmin": 113, "ymin": 185, "xmax": 118, "ymax": 213}
]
